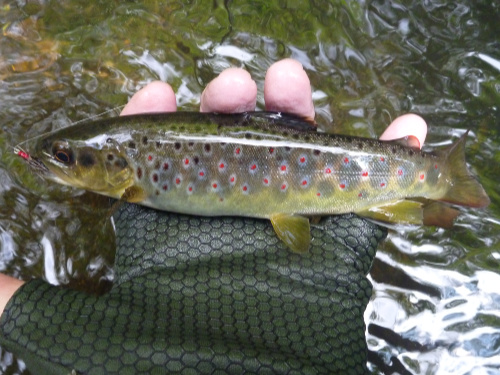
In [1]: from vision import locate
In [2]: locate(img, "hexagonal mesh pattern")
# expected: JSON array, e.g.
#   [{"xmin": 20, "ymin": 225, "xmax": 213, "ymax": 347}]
[{"xmin": 0, "ymin": 204, "xmax": 385, "ymax": 374}]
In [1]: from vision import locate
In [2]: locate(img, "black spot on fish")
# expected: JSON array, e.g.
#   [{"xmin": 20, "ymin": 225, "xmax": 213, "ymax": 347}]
[
  {"xmin": 188, "ymin": 142, "xmax": 194, "ymax": 147},
  {"xmin": 114, "ymin": 158, "xmax": 128, "ymax": 169},
  {"xmin": 408, "ymin": 150, "xmax": 414, "ymax": 156},
  {"xmin": 292, "ymin": 134, "xmax": 299, "ymax": 140},
  {"xmin": 78, "ymin": 151, "xmax": 96, "ymax": 168},
  {"xmin": 155, "ymin": 190, "xmax": 160, "ymax": 196},
  {"xmin": 128, "ymin": 141, "xmax": 136, "ymax": 149},
  {"xmin": 304, "ymin": 136, "xmax": 311, "ymax": 142},
  {"xmin": 284, "ymin": 146, "xmax": 291, "ymax": 152},
  {"xmin": 391, "ymin": 147, "xmax": 397, "ymax": 154},
  {"xmin": 154, "ymin": 160, "xmax": 161, "ymax": 170},
  {"xmin": 106, "ymin": 138, "xmax": 113, "ymax": 144},
  {"xmin": 204, "ymin": 144, "xmax": 211, "ymax": 153},
  {"xmin": 156, "ymin": 141, "xmax": 161, "ymax": 148},
  {"xmin": 107, "ymin": 154, "xmax": 114, "ymax": 161},
  {"xmin": 357, "ymin": 142, "xmax": 364, "ymax": 150},
  {"xmin": 313, "ymin": 149, "xmax": 321, "ymax": 156},
  {"xmin": 142, "ymin": 136, "xmax": 148, "ymax": 145},
  {"xmin": 137, "ymin": 167, "xmax": 143, "ymax": 179},
  {"xmin": 175, "ymin": 142, "xmax": 182, "ymax": 150},
  {"xmin": 245, "ymin": 133, "xmax": 252, "ymax": 139},
  {"xmin": 193, "ymin": 156, "xmax": 200, "ymax": 165}
]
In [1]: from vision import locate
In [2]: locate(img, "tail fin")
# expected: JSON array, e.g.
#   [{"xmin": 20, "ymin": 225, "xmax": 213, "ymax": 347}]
[{"xmin": 438, "ymin": 130, "xmax": 490, "ymax": 208}]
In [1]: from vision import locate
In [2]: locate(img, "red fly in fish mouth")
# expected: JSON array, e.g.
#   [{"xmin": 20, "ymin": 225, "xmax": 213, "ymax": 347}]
[
  {"xmin": 14, "ymin": 147, "xmax": 49, "ymax": 173},
  {"xmin": 16, "ymin": 149, "xmax": 30, "ymax": 160}
]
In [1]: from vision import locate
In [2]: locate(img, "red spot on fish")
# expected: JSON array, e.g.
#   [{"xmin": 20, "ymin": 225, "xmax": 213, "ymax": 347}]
[
  {"xmin": 398, "ymin": 169, "xmax": 403, "ymax": 176},
  {"xmin": 316, "ymin": 192, "xmax": 321, "ymax": 197},
  {"xmin": 163, "ymin": 163, "xmax": 169, "ymax": 170},
  {"xmin": 281, "ymin": 183, "xmax": 287, "ymax": 191},
  {"xmin": 362, "ymin": 171, "xmax": 369, "ymax": 177},
  {"xmin": 17, "ymin": 150, "xmax": 29, "ymax": 160},
  {"xmin": 148, "ymin": 155, "xmax": 153, "ymax": 161},
  {"xmin": 420, "ymin": 173, "xmax": 425, "ymax": 180},
  {"xmin": 250, "ymin": 164, "xmax": 257, "ymax": 170},
  {"xmin": 162, "ymin": 184, "xmax": 168, "ymax": 191},
  {"xmin": 230, "ymin": 176, "xmax": 235, "ymax": 183},
  {"xmin": 235, "ymin": 147, "xmax": 241, "ymax": 155},
  {"xmin": 280, "ymin": 164, "xmax": 287, "ymax": 172},
  {"xmin": 243, "ymin": 185, "xmax": 247, "ymax": 191},
  {"xmin": 137, "ymin": 167, "xmax": 143, "ymax": 179},
  {"xmin": 380, "ymin": 157, "xmax": 385, "ymax": 162},
  {"xmin": 152, "ymin": 174, "xmax": 159, "ymax": 182},
  {"xmin": 380, "ymin": 182, "xmax": 386, "ymax": 187},
  {"xmin": 175, "ymin": 178, "xmax": 181, "ymax": 185},
  {"xmin": 299, "ymin": 156, "xmax": 306, "ymax": 164},
  {"xmin": 301, "ymin": 179, "xmax": 308, "ymax": 186},
  {"xmin": 263, "ymin": 178, "xmax": 269, "ymax": 185},
  {"xmin": 188, "ymin": 186, "xmax": 193, "ymax": 192},
  {"xmin": 325, "ymin": 167, "xmax": 332, "ymax": 174},
  {"xmin": 435, "ymin": 164, "xmax": 438, "ymax": 169},
  {"xmin": 199, "ymin": 171, "xmax": 205, "ymax": 177},
  {"xmin": 212, "ymin": 183, "xmax": 218, "ymax": 189},
  {"xmin": 184, "ymin": 158, "xmax": 190, "ymax": 165},
  {"xmin": 339, "ymin": 183, "xmax": 346, "ymax": 189},
  {"xmin": 358, "ymin": 192, "xmax": 363, "ymax": 197},
  {"xmin": 269, "ymin": 147, "xmax": 274, "ymax": 154},
  {"xmin": 343, "ymin": 157, "xmax": 349, "ymax": 164}
]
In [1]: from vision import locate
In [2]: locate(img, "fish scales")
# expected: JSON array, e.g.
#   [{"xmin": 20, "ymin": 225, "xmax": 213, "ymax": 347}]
[
  {"xmin": 15, "ymin": 112, "xmax": 490, "ymax": 253},
  {"xmin": 132, "ymin": 132, "xmax": 432, "ymax": 218}
]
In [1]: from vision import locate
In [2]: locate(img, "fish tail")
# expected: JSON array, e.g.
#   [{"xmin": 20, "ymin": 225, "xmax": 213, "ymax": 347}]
[{"xmin": 438, "ymin": 130, "xmax": 490, "ymax": 208}]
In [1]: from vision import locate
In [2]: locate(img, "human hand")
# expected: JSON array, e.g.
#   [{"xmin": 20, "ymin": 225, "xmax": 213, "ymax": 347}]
[{"xmin": 0, "ymin": 58, "xmax": 429, "ymax": 374}]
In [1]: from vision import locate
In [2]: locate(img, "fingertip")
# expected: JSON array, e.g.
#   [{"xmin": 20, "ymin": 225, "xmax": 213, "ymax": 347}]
[
  {"xmin": 379, "ymin": 114, "xmax": 428, "ymax": 148},
  {"xmin": 120, "ymin": 81, "xmax": 177, "ymax": 116},
  {"xmin": 264, "ymin": 58, "xmax": 315, "ymax": 119},
  {"xmin": 200, "ymin": 68, "xmax": 257, "ymax": 113}
]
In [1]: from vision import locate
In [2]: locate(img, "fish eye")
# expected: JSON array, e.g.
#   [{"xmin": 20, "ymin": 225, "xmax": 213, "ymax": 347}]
[{"xmin": 51, "ymin": 142, "xmax": 75, "ymax": 165}]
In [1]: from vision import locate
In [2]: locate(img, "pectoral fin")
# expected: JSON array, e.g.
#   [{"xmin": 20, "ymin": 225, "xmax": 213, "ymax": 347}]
[
  {"xmin": 270, "ymin": 213, "xmax": 311, "ymax": 254},
  {"xmin": 120, "ymin": 185, "xmax": 147, "ymax": 203}
]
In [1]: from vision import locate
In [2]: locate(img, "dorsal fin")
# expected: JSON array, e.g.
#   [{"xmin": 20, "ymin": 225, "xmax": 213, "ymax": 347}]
[
  {"xmin": 244, "ymin": 112, "xmax": 317, "ymax": 131},
  {"xmin": 384, "ymin": 135, "xmax": 421, "ymax": 150}
]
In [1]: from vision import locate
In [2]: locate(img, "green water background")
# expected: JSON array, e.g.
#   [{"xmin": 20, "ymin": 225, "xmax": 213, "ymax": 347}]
[{"xmin": 0, "ymin": 1, "xmax": 499, "ymax": 373}]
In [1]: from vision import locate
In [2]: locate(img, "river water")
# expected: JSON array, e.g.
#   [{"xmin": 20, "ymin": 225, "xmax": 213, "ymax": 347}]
[{"xmin": 0, "ymin": 1, "xmax": 499, "ymax": 374}]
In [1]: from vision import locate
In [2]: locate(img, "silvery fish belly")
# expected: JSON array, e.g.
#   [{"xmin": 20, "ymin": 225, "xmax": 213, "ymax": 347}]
[{"xmin": 15, "ymin": 112, "xmax": 490, "ymax": 253}]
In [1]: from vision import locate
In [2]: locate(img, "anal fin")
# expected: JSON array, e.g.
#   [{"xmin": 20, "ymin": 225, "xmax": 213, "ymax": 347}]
[
  {"xmin": 358, "ymin": 199, "xmax": 460, "ymax": 228},
  {"xmin": 270, "ymin": 213, "xmax": 311, "ymax": 254},
  {"xmin": 358, "ymin": 200, "xmax": 424, "ymax": 225},
  {"xmin": 422, "ymin": 201, "xmax": 460, "ymax": 228}
]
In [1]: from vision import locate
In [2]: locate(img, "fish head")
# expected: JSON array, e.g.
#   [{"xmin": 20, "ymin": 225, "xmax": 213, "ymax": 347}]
[{"xmin": 15, "ymin": 132, "xmax": 134, "ymax": 197}]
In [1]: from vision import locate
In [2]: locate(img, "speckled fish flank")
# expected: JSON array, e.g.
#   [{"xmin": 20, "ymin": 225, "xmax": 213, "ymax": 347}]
[{"xmin": 15, "ymin": 112, "xmax": 490, "ymax": 253}]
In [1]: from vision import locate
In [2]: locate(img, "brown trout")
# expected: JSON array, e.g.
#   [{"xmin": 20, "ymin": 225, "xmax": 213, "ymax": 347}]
[{"xmin": 15, "ymin": 112, "xmax": 490, "ymax": 253}]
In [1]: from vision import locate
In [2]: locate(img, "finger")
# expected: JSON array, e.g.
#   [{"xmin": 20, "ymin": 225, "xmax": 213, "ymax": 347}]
[
  {"xmin": 379, "ymin": 114, "xmax": 428, "ymax": 148},
  {"xmin": 264, "ymin": 58, "xmax": 315, "ymax": 119},
  {"xmin": 200, "ymin": 68, "xmax": 257, "ymax": 113},
  {"xmin": 120, "ymin": 81, "xmax": 177, "ymax": 116}
]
